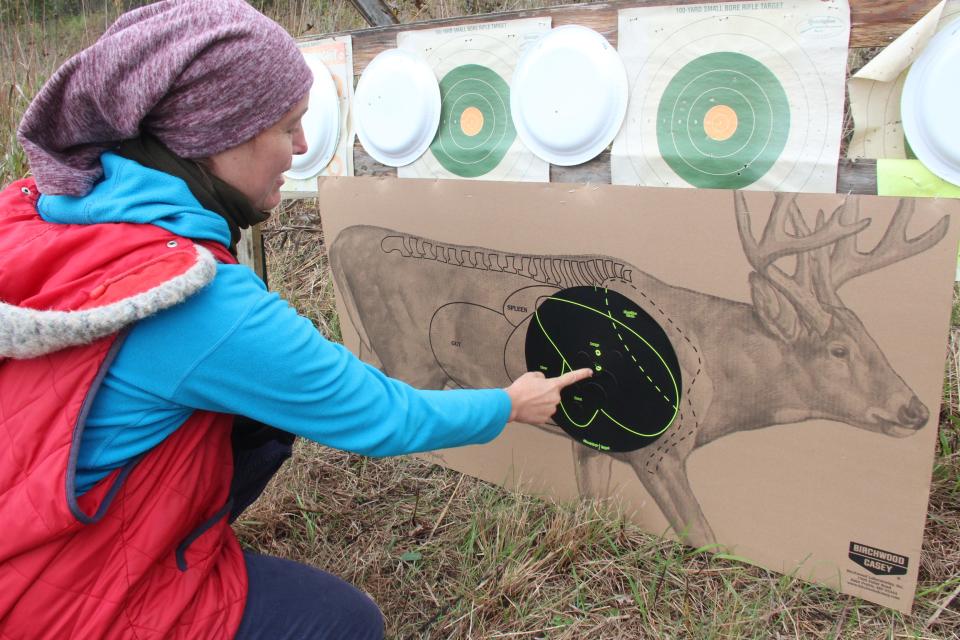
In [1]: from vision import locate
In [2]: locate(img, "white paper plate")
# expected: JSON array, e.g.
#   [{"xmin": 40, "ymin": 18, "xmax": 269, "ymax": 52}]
[
  {"xmin": 510, "ymin": 25, "xmax": 628, "ymax": 166},
  {"xmin": 286, "ymin": 55, "xmax": 340, "ymax": 180},
  {"xmin": 902, "ymin": 16, "xmax": 960, "ymax": 186},
  {"xmin": 354, "ymin": 49, "xmax": 441, "ymax": 167}
]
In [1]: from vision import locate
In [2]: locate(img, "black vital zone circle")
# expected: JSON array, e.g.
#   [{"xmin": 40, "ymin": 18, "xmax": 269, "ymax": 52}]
[{"xmin": 524, "ymin": 286, "xmax": 682, "ymax": 452}]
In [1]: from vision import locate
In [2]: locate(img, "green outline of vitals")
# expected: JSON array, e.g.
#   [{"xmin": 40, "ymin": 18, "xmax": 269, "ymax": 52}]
[
  {"xmin": 535, "ymin": 295, "xmax": 680, "ymax": 440},
  {"xmin": 656, "ymin": 51, "xmax": 790, "ymax": 189},
  {"xmin": 431, "ymin": 64, "xmax": 516, "ymax": 177}
]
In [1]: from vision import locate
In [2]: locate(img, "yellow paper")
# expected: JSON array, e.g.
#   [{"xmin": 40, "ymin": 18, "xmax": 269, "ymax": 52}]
[
  {"xmin": 877, "ymin": 159, "xmax": 960, "ymax": 198},
  {"xmin": 878, "ymin": 159, "xmax": 960, "ymax": 280}
]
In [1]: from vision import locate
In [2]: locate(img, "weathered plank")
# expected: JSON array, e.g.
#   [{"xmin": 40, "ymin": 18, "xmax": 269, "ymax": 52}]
[
  {"xmin": 851, "ymin": 0, "xmax": 942, "ymax": 47},
  {"xmin": 309, "ymin": 0, "xmax": 942, "ymax": 74},
  {"xmin": 353, "ymin": 140, "xmax": 879, "ymax": 194},
  {"xmin": 348, "ymin": 0, "xmax": 399, "ymax": 27},
  {"xmin": 552, "ymin": 151, "xmax": 611, "ymax": 185},
  {"xmin": 237, "ymin": 226, "xmax": 267, "ymax": 280},
  {"xmin": 836, "ymin": 158, "xmax": 878, "ymax": 195}
]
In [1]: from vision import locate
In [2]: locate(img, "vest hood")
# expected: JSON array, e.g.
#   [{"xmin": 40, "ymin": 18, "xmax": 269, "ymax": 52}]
[
  {"xmin": 37, "ymin": 152, "xmax": 232, "ymax": 246},
  {"xmin": 0, "ymin": 178, "xmax": 219, "ymax": 360},
  {"xmin": 0, "ymin": 243, "xmax": 216, "ymax": 360}
]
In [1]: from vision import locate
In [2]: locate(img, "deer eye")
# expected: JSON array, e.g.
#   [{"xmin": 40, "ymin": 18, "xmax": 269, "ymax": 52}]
[{"xmin": 829, "ymin": 345, "xmax": 849, "ymax": 359}]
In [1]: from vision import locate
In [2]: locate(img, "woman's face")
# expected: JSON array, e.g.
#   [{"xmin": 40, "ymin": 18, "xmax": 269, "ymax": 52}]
[{"xmin": 206, "ymin": 95, "xmax": 310, "ymax": 211}]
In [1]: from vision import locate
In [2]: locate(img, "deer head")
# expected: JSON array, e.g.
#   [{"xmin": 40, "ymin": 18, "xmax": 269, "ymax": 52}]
[{"xmin": 735, "ymin": 192, "xmax": 949, "ymax": 437}]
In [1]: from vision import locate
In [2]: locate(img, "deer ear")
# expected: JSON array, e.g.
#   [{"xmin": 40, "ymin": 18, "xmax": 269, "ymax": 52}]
[{"xmin": 749, "ymin": 273, "xmax": 802, "ymax": 343}]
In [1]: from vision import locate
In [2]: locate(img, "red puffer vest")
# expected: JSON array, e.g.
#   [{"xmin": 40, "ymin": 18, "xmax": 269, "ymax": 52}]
[{"xmin": 0, "ymin": 179, "xmax": 247, "ymax": 638}]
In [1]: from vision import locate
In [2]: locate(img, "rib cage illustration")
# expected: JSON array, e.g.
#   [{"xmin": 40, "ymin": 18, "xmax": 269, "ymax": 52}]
[{"xmin": 382, "ymin": 234, "xmax": 634, "ymax": 287}]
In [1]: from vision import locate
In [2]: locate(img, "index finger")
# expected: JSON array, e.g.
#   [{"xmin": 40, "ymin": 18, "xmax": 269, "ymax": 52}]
[{"xmin": 553, "ymin": 367, "xmax": 593, "ymax": 388}]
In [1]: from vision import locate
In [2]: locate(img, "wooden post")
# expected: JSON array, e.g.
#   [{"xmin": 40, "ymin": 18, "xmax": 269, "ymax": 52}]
[
  {"xmin": 348, "ymin": 0, "xmax": 398, "ymax": 27},
  {"xmin": 237, "ymin": 226, "xmax": 267, "ymax": 281}
]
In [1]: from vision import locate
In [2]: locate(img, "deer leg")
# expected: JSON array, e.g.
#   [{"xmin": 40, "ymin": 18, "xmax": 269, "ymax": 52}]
[
  {"xmin": 625, "ymin": 454, "xmax": 716, "ymax": 547},
  {"xmin": 572, "ymin": 442, "xmax": 613, "ymax": 498}
]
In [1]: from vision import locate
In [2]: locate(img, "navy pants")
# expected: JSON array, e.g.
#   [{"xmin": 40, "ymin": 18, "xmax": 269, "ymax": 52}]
[{"xmin": 230, "ymin": 419, "xmax": 385, "ymax": 640}]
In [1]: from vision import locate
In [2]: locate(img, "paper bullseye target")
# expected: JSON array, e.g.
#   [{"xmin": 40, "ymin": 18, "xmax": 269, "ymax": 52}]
[
  {"xmin": 431, "ymin": 64, "xmax": 517, "ymax": 178},
  {"xmin": 613, "ymin": 8, "xmax": 848, "ymax": 194},
  {"xmin": 656, "ymin": 51, "xmax": 791, "ymax": 189},
  {"xmin": 397, "ymin": 18, "xmax": 551, "ymax": 182}
]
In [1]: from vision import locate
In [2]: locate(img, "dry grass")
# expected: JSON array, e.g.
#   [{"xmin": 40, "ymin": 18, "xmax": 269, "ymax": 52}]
[
  {"xmin": 3, "ymin": 1, "xmax": 960, "ymax": 638},
  {"xmin": 0, "ymin": 6, "xmax": 100, "ymax": 181}
]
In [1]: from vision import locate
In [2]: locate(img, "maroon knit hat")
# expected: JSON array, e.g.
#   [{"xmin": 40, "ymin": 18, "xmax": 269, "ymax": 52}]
[{"xmin": 17, "ymin": 0, "xmax": 313, "ymax": 196}]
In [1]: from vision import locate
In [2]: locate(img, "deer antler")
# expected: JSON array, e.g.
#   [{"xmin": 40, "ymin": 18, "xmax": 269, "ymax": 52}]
[
  {"xmin": 817, "ymin": 198, "xmax": 950, "ymax": 305},
  {"xmin": 735, "ymin": 192, "xmax": 868, "ymax": 335}
]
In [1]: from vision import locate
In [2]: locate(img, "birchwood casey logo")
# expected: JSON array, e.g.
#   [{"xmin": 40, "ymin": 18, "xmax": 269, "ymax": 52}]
[{"xmin": 848, "ymin": 542, "xmax": 908, "ymax": 576}]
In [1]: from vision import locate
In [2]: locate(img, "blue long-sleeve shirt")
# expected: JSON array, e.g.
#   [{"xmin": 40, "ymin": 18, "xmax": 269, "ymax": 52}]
[{"xmin": 39, "ymin": 153, "xmax": 511, "ymax": 494}]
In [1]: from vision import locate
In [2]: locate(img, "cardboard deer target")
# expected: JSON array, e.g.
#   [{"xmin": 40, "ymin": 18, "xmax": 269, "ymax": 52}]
[{"xmin": 320, "ymin": 177, "xmax": 959, "ymax": 611}]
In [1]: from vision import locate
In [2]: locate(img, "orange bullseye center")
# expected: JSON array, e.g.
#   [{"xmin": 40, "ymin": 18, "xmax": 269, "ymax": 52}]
[
  {"xmin": 703, "ymin": 104, "xmax": 738, "ymax": 142},
  {"xmin": 460, "ymin": 106, "xmax": 484, "ymax": 137}
]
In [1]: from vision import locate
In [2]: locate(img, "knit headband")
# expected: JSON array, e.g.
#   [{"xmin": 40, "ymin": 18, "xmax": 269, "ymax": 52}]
[{"xmin": 17, "ymin": 0, "xmax": 313, "ymax": 196}]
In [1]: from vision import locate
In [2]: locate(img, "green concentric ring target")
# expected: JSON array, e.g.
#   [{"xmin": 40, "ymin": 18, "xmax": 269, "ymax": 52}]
[
  {"xmin": 656, "ymin": 52, "xmax": 790, "ymax": 189},
  {"xmin": 430, "ymin": 64, "xmax": 516, "ymax": 178}
]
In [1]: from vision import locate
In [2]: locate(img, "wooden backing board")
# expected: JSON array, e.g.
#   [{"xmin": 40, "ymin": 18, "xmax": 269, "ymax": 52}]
[
  {"xmin": 294, "ymin": 0, "xmax": 942, "ymax": 197},
  {"xmin": 353, "ymin": 148, "xmax": 880, "ymax": 195},
  {"xmin": 237, "ymin": 226, "xmax": 266, "ymax": 279},
  {"xmin": 320, "ymin": 0, "xmax": 941, "ymax": 71}
]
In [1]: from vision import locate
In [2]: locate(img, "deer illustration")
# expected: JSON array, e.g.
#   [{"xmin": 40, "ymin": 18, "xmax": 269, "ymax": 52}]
[{"xmin": 328, "ymin": 193, "xmax": 948, "ymax": 546}]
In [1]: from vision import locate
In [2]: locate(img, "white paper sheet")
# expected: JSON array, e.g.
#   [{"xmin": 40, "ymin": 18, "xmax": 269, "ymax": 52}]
[{"xmin": 847, "ymin": 0, "xmax": 960, "ymax": 160}]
